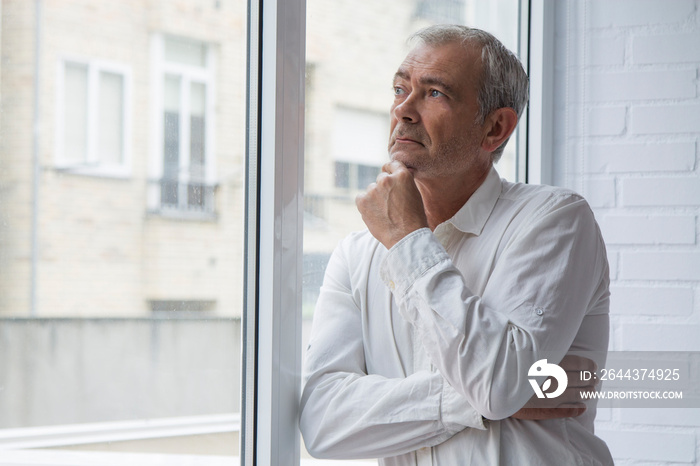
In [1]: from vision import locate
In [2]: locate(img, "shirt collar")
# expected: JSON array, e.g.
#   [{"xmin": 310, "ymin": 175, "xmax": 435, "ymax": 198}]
[{"xmin": 446, "ymin": 166, "xmax": 502, "ymax": 236}]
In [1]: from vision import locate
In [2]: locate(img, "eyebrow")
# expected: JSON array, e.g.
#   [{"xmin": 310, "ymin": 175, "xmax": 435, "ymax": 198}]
[{"xmin": 393, "ymin": 69, "xmax": 457, "ymax": 96}]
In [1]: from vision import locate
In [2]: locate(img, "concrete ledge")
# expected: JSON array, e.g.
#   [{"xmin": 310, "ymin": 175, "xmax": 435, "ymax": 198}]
[{"xmin": 0, "ymin": 414, "xmax": 240, "ymax": 450}]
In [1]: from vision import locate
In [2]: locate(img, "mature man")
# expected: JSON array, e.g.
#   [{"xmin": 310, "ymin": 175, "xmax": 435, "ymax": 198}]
[{"xmin": 300, "ymin": 25, "xmax": 613, "ymax": 465}]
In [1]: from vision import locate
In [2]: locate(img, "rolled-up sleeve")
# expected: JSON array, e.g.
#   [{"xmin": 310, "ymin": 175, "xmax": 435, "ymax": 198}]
[{"xmin": 380, "ymin": 194, "xmax": 608, "ymax": 420}]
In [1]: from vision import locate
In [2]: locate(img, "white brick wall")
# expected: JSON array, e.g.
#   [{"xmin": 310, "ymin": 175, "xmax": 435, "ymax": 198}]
[{"xmin": 553, "ymin": 0, "xmax": 700, "ymax": 463}]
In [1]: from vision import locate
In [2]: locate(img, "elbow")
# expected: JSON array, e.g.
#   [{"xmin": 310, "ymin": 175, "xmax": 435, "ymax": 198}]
[
  {"xmin": 302, "ymin": 437, "xmax": 328, "ymax": 459},
  {"xmin": 299, "ymin": 408, "xmax": 342, "ymax": 460},
  {"xmin": 477, "ymin": 403, "xmax": 519, "ymax": 421},
  {"xmin": 300, "ymin": 430, "xmax": 343, "ymax": 460},
  {"xmin": 457, "ymin": 384, "xmax": 527, "ymax": 421}
]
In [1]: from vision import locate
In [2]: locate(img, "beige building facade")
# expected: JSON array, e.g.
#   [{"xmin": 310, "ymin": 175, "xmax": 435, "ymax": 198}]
[
  {"xmin": 0, "ymin": 0, "xmax": 487, "ymax": 318},
  {"xmin": 1, "ymin": 0, "xmax": 247, "ymax": 317}
]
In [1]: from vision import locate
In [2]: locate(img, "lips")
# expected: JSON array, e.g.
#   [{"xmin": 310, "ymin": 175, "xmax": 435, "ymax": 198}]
[
  {"xmin": 391, "ymin": 125, "xmax": 428, "ymax": 147},
  {"xmin": 395, "ymin": 137, "xmax": 423, "ymax": 145}
]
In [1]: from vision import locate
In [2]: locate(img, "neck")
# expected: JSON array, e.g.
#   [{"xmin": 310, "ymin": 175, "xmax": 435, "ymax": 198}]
[{"xmin": 417, "ymin": 165, "xmax": 491, "ymax": 230}]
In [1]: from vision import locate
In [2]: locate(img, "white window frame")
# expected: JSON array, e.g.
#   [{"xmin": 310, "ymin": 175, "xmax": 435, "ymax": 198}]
[
  {"xmin": 148, "ymin": 34, "xmax": 217, "ymax": 215},
  {"xmin": 241, "ymin": 0, "xmax": 305, "ymax": 464},
  {"xmin": 526, "ymin": 0, "xmax": 555, "ymax": 185},
  {"xmin": 54, "ymin": 56, "xmax": 132, "ymax": 178}
]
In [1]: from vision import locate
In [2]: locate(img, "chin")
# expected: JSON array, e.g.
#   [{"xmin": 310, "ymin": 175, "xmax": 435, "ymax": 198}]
[{"xmin": 390, "ymin": 151, "xmax": 415, "ymax": 165}]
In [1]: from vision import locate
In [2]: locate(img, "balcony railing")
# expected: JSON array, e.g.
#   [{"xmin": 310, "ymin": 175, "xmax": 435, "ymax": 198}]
[{"xmin": 148, "ymin": 178, "xmax": 217, "ymax": 218}]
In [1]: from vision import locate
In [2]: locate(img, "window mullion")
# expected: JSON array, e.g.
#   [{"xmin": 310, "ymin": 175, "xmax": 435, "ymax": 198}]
[
  {"xmin": 527, "ymin": 0, "xmax": 555, "ymax": 185},
  {"xmin": 242, "ymin": 0, "xmax": 306, "ymax": 464}
]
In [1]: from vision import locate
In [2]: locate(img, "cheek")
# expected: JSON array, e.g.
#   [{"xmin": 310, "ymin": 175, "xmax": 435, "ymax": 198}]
[{"xmin": 389, "ymin": 115, "xmax": 398, "ymax": 135}]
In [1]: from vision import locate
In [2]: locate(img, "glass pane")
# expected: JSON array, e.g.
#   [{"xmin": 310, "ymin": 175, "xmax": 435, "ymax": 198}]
[
  {"xmin": 303, "ymin": 0, "xmax": 524, "ymax": 462},
  {"xmin": 0, "ymin": 0, "xmax": 246, "ymax": 461},
  {"xmin": 98, "ymin": 71, "xmax": 124, "ymax": 165},
  {"xmin": 163, "ymin": 75, "xmax": 180, "ymax": 207},
  {"xmin": 188, "ymin": 81, "xmax": 206, "ymax": 209},
  {"xmin": 334, "ymin": 161, "xmax": 350, "ymax": 189},
  {"xmin": 357, "ymin": 164, "xmax": 381, "ymax": 190},
  {"xmin": 63, "ymin": 62, "xmax": 89, "ymax": 163},
  {"xmin": 164, "ymin": 36, "xmax": 207, "ymax": 68},
  {"xmin": 189, "ymin": 82, "xmax": 206, "ymax": 178},
  {"xmin": 331, "ymin": 106, "xmax": 389, "ymax": 167}
]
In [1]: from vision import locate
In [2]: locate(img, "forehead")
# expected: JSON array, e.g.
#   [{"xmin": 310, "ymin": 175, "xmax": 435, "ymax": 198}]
[{"xmin": 395, "ymin": 41, "xmax": 481, "ymax": 91}]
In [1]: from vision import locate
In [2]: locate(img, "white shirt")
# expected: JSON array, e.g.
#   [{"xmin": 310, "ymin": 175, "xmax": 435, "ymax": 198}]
[{"xmin": 300, "ymin": 167, "xmax": 613, "ymax": 465}]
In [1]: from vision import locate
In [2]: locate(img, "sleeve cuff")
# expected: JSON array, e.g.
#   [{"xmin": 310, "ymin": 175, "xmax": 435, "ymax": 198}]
[
  {"xmin": 380, "ymin": 228, "xmax": 449, "ymax": 300},
  {"xmin": 441, "ymin": 377, "xmax": 487, "ymax": 431}
]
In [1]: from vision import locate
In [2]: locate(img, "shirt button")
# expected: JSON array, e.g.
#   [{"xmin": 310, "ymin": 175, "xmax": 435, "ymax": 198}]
[
  {"xmin": 535, "ymin": 308, "xmax": 544, "ymax": 316},
  {"xmin": 389, "ymin": 280, "xmax": 395, "ymax": 290}
]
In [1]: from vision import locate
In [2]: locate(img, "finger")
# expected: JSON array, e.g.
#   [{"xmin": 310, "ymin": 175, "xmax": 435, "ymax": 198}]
[
  {"xmin": 562, "ymin": 354, "xmax": 598, "ymax": 373},
  {"xmin": 383, "ymin": 160, "xmax": 406, "ymax": 174},
  {"xmin": 355, "ymin": 183, "xmax": 376, "ymax": 206},
  {"xmin": 511, "ymin": 405, "xmax": 586, "ymax": 420},
  {"xmin": 567, "ymin": 373, "xmax": 597, "ymax": 388},
  {"xmin": 558, "ymin": 386, "xmax": 592, "ymax": 404},
  {"xmin": 554, "ymin": 404, "xmax": 587, "ymax": 418},
  {"xmin": 562, "ymin": 355, "xmax": 599, "ymax": 387},
  {"xmin": 376, "ymin": 171, "xmax": 390, "ymax": 185}
]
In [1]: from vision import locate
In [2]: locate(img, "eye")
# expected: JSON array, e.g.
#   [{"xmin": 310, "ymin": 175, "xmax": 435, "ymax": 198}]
[
  {"xmin": 429, "ymin": 89, "xmax": 444, "ymax": 98},
  {"xmin": 394, "ymin": 86, "xmax": 406, "ymax": 96}
]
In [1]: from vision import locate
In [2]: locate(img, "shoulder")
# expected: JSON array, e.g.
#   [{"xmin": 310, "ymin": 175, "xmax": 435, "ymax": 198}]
[
  {"xmin": 498, "ymin": 179, "xmax": 592, "ymax": 220},
  {"xmin": 500, "ymin": 178, "xmax": 581, "ymax": 203}
]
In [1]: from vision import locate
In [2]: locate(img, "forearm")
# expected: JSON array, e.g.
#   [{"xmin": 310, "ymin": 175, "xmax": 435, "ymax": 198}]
[{"xmin": 300, "ymin": 369, "xmax": 485, "ymax": 459}]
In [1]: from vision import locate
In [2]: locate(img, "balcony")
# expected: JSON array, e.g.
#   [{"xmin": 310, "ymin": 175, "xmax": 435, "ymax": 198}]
[{"xmin": 147, "ymin": 178, "xmax": 218, "ymax": 220}]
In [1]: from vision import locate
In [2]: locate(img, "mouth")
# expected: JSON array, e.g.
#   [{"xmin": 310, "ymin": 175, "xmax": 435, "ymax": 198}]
[{"xmin": 394, "ymin": 137, "xmax": 424, "ymax": 146}]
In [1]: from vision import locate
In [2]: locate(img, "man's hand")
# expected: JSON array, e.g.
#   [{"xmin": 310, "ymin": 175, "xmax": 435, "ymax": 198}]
[
  {"xmin": 511, "ymin": 355, "xmax": 598, "ymax": 420},
  {"xmin": 356, "ymin": 161, "xmax": 428, "ymax": 249}
]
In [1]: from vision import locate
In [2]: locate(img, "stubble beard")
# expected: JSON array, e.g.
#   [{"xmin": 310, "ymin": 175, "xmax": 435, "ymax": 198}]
[
  {"xmin": 389, "ymin": 122, "xmax": 484, "ymax": 179},
  {"xmin": 390, "ymin": 136, "xmax": 482, "ymax": 180}
]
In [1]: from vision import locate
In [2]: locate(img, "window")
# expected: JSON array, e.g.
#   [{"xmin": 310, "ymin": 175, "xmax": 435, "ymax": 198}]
[
  {"xmin": 150, "ymin": 35, "xmax": 216, "ymax": 216},
  {"xmin": 334, "ymin": 161, "xmax": 381, "ymax": 190},
  {"xmin": 1, "ymin": 0, "xmax": 245, "ymax": 463},
  {"xmin": 55, "ymin": 59, "xmax": 131, "ymax": 176},
  {"xmin": 330, "ymin": 106, "xmax": 387, "ymax": 192},
  {"xmin": 414, "ymin": 0, "xmax": 465, "ymax": 23}
]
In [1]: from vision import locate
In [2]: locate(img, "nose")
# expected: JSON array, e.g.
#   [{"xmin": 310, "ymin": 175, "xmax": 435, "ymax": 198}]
[{"xmin": 392, "ymin": 93, "xmax": 420, "ymax": 124}]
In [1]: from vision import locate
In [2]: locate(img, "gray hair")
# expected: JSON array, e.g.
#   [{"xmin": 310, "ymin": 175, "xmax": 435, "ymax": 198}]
[{"xmin": 409, "ymin": 25, "xmax": 529, "ymax": 162}]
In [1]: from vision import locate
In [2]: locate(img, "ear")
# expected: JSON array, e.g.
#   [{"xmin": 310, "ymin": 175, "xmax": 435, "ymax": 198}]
[{"xmin": 480, "ymin": 107, "xmax": 518, "ymax": 153}]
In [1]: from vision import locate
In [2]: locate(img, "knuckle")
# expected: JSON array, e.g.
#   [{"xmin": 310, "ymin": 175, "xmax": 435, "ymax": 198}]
[{"xmin": 395, "ymin": 169, "xmax": 411, "ymax": 181}]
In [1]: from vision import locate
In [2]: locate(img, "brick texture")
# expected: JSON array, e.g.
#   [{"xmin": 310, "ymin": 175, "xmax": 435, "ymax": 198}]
[{"xmin": 554, "ymin": 0, "xmax": 700, "ymax": 463}]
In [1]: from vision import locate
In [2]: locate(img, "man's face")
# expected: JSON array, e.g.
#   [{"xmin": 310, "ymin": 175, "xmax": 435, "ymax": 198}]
[{"xmin": 389, "ymin": 42, "xmax": 488, "ymax": 181}]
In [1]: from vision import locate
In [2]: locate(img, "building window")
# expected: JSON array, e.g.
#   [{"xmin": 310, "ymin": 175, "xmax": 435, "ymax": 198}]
[
  {"xmin": 331, "ymin": 106, "xmax": 388, "ymax": 192},
  {"xmin": 414, "ymin": 0, "xmax": 465, "ymax": 23},
  {"xmin": 151, "ymin": 35, "xmax": 216, "ymax": 217},
  {"xmin": 334, "ymin": 161, "xmax": 381, "ymax": 191},
  {"xmin": 56, "ymin": 59, "xmax": 131, "ymax": 176}
]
